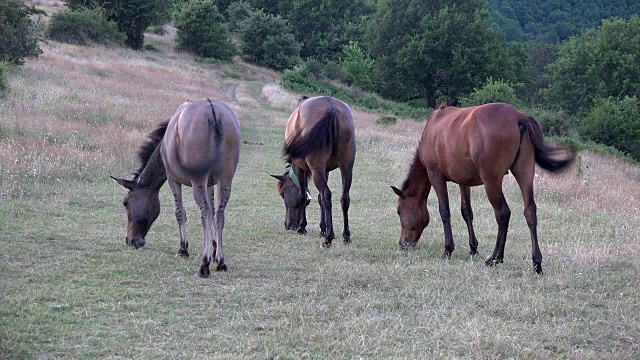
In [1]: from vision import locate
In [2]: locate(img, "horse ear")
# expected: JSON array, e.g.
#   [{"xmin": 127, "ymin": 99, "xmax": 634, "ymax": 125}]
[
  {"xmin": 270, "ymin": 174, "xmax": 286, "ymax": 182},
  {"xmin": 111, "ymin": 176, "xmax": 137, "ymax": 190},
  {"xmin": 390, "ymin": 186, "xmax": 405, "ymax": 199}
]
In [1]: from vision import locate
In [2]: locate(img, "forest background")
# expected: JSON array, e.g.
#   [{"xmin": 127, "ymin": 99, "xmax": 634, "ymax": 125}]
[{"xmin": 3, "ymin": 0, "xmax": 640, "ymax": 159}]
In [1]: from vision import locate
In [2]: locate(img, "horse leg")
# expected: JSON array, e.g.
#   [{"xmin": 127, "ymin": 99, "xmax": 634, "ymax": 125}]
[
  {"xmin": 340, "ymin": 164, "xmax": 353, "ymax": 244},
  {"xmin": 213, "ymin": 180, "xmax": 232, "ymax": 272},
  {"xmin": 483, "ymin": 179, "xmax": 511, "ymax": 268},
  {"xmin": 318, "ymin": 170, "xmax": 329, "ymax": 237},
  {"xmin": 511, "ymin": 157, "xmax": 543, "ymax": 274},
  {"xmin": 311, "ymin": 167, "xmax": 333, "ymax": 247},
  {"xmin": 296, "ymin": 166, "xmax": 308, "ymax": 235},
  {"xmin": 168, "ymin": 179, "xmax": 189, "ymax": 257},
  {"xmin": 459, "ymin": 185, "xmax": 478, "ymax": 256},
  {"xmin": 193, "ymin": 182, "xmax": 214, "ymax": 278},
  {"xmin": 430, "ymin": 173, "xmax": 455, "ymax": 258}
]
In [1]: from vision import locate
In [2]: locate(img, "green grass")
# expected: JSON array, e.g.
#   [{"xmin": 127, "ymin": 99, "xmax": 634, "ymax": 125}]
[{"xmin": 1, "ymin": 32, "xmax": 639, "ymax": 358}]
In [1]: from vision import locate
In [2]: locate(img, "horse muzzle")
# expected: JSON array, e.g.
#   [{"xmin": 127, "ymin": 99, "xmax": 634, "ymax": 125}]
[{"xmin": 126, "ymin": 237, "xmax": 146, "ymax": 249}]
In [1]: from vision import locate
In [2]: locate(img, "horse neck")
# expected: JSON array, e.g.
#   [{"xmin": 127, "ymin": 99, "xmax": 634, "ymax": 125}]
[
  {"xmin": 405, "ymin": 153, "xmax": 431, "ymax": 200},
  {"xmin": 137, "ymin": 145, "xmax": 166, "ymax": 191}
]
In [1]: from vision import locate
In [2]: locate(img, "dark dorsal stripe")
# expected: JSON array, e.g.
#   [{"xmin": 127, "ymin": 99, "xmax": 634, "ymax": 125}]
[{"xmin": 206, "ymin": 98, "xmax": 223, "ymax": 145}]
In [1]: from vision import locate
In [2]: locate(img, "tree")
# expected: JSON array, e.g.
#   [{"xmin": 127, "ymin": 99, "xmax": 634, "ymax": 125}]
[
  {"xmin": 544, "ymin": 16, "xmax": 640, "ymax": 115},
  {"xmin": 65, "ymin": 0, "xmax": 170, "ymax": 50},
  {"xmin": 368, "ymin": 0, "xmax": 525, "ymax": 107},
  {"xmin": 173, "ymin": 0, "xmax": 236, "ymax": 60},
  {"xmin": 340, "ymin": 41, "xmax": 374, "ymax": 90},
  {"xmin": 238, "ymin": 10, "xmax": 301, "ymax": 70},
  {"xmin": 0, "ymin": 0, "xmax": 43, "ymax": 65}
]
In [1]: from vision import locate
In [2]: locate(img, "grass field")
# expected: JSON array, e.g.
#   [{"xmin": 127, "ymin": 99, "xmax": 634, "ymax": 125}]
[{"xmin": 1, "ymin": 22, "xmax": 640, "ymax": 359}]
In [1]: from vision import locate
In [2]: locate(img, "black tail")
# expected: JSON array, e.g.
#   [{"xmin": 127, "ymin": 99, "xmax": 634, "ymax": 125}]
[
  {"xmin": 283, "ymin": 109, "xmax": 339, "ymax": 160},
  {"xmin": 519, "ymin": 116, "xmax": 576, "ymax": 172}
]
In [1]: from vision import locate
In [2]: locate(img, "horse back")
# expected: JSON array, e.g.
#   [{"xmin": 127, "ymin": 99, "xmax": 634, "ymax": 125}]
[
  {"xmin": 162, "ymin": 99, "xmax": 240, "ymax": 184},
  {"xmin": 285, "ymin": 96, "xmax": 355, "ymax": 171},
  {"xmin": 421, "ymin": 103, "xmax": 524, "ymax": 185}
]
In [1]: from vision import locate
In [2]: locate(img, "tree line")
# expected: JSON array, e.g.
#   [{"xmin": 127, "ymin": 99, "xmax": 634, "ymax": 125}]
[{"xmin": 1, "ymin": 0, "xmax": 639, "ymax": 159}]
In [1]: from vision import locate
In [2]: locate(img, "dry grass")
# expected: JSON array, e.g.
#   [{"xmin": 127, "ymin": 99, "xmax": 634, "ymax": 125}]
[{"xmin": 1, "ymin": 18, "xmax": 640, "ymax": 359}]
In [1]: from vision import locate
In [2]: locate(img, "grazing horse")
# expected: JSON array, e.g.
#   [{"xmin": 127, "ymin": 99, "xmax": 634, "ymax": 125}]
[
  {"xmin": 112, "ymin": 98, "xmax": 241, "ymax": 278},
  {"xmin": 391, "ymin": 102, "xmax": 575, "ymax": 274},
  {"xmin": 271, "ymin": 96, "xmax": 356, "ymax": 247}
]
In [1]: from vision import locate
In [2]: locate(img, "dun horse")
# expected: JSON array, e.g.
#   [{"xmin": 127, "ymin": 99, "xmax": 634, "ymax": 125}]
[
  {"xmin": 272, "ymin": 96, "xmax": 356, "ymax": 247},
  {"xmin": 392, "ymin": 102, "xmax": 575, "ymax": 274},
  {"xmin": 112, "ymin": 98, "xmax": 241, "ymax": 277}
]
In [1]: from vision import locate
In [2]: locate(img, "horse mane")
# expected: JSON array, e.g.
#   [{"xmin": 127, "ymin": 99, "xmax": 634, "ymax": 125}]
[
  {"xmin": 132, "ymin": 119, "xmax": 170, "ymax": 180},
  {"xmin": 401, "ymin": 145, "xmax": 420, "ymax": 191},
  {"xmin": 283, "ymin": 108, "xmax": 339, "ymax": 160}
]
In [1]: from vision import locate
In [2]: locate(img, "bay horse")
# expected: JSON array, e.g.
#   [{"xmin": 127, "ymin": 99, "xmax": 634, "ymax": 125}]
[
  {"xmin": 112, "ymin": 98, "xmax": 241, "ymax": 278},
  {"xmin": 271, "ymin": 96, "xmax": 356, "ymax": 247},
  {"xmin": 391, "ymin": 102, "xmax": 575, "ymax": 274}
]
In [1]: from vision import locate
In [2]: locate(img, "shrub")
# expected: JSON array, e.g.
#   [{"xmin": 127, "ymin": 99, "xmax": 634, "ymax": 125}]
[
  {"xmin": 0, "ymin": 0, "xmax": 43, "ymax": 65},
  {"xmin": 376, "ymin": 116, "xmax": 397, "ymax": 125},
  {"xmin": 226, "ymin": 1, "xmax": 253, "ymax": 32},
  {"xmin": 46, "ymin": 8, "xmax": 126, "ymax": 46},
  {"xmin": 458, "ymin": 77, "xmax": 522, "ymax": 107},
  {"xmin": 238, "ymin": 10, "xmax": 301, "ymax": 71},
  {"xmin": 340, "ymin": 41, "xmax": 374, "ymax": 91},
  {"xmin": 581, "ymin": 96, "xmax": 640, "ymax": 160},
  {"xmin": 173, "ymin": 0, "xmax": 236, "ymax": 61},
  {"xmin": 65, "ymin": 0, "xmax": 169, "ymax": 50}
]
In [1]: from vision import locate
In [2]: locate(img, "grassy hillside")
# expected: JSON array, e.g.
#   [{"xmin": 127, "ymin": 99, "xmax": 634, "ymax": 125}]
[{"xmin": 1, "ymin": 22, "xmax": 639, "ymax": 358}]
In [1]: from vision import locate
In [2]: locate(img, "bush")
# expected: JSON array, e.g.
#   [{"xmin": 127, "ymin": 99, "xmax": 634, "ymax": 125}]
[
  {"xmin": 173, "ymin": 0, "xmax": 236, "ymax": 60},
  {"xmin": 340, "ymin": 41, "xmax": 374, "ymax": 91},
  {"xmin": 0, "ymin": 0, "xmax": 43, "ymax": 65},
  {"xmin": 0, "ymin": 61, "xmax": 10, "ymax": 94},
  {"xmin": 459, "ymin": 77, "xmax": 522, "ymax": 107},
  {"xmin": 581, "ymin": 96, "xmax": 640, "ymax": 160},
  {"xmin": 226, "ymin": 1, "xmax": 253, "ymax": 32},
  {"xmin": 238, "ymin": 10, "xmax": 301, "ymax": 71},
  {"xmin": 46, "ymin": 8, "xmax": 126, "ymax": 46}
]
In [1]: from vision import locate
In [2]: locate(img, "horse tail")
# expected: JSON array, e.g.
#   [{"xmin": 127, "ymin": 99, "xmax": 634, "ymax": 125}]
[
  {"xmin": 283, "ymin": 108, "xmax": 339, "ymax": 160},
  {"xmin": 519, "ymin": 116, "xmax": 576, "ymax": 172}
]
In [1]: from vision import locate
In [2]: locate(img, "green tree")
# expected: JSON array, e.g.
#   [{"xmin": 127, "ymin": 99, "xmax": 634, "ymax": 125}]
[
  {"xmin": 238, "ymin": 9, "xmax": 301, "ymax": 70},
  {"xmin": 368, "ymin": 0, "xmax": 524, "ymax": 107},
  {"xmin": 46, "ymin": 8, "xmax": 126, "ymax": 46},
  {"xmin": 459, "ymin": 78, "xmax": 521, "ymax": 108},
  {"xmin": 0, "ymin": 0, "xmax": 43, "ymax": 65},
  {"xmin": 226, "ymin": 1, "xmax": 254, "ymax": 32},
  {"xmin": 173, "ymin": 0, "xmax": 236, "ymax": 60},
  {"xmin": 340, "ymin": 41, "xmax": 374, "ymax": 90},
  {"xmin": 65, "ymin": 0, "xmax": 170, "ymax": 50},
  {"xmin": 581, "ymin": 96, "xmax": 640, "ymax": 160},
  {"xmin": 544, "ymin": 16, "xmax": 640, "ymax": 115}
]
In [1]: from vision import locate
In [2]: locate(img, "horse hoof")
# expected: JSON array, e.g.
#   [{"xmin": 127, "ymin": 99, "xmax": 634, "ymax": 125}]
[
  {"xmin": 177, "ymin": 249, "xmax": 189, "ymax": 257},
  {"xmin": 216, "ymin": 263, "xmax": 228, "ymax": 272},
  {"xmin": 198, "ymin": 265, "xmax": 210, "ymax": 278},
  {"xmin": 319, "ymin": 230, "xmax": 326, "ymax": 237},
  {"xmin": 322, "ymin": 240, "xmax": 332, "ymax": 248},
  {"xmin": 443, "ymin": 251, "xmax": 452, "ymax": 259},
  {"xmin": 297, "ymin": 228, "xmax": 307, "ymax": 235},
  {"xmin": 534, "ymin": 263, "xmax": 543, "ymax": 275},
  {"xmin": 484, "ymin": 258, "xmax": 495, "ymax": 267},
  {"xmin": 343, "ymin": 235, "xmax": 351, "ymax": 244}
]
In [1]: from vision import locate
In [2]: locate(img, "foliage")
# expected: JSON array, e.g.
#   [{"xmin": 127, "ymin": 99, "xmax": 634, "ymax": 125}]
[
  {"xmin": 238, "ymin": 10, "xmax": 301, "ymax": 70},
  {"xmin": 0, "ymin": 0, "xmax": 44, "ymax": 65},
  {"xmin": 226, "ymin": 1, "xmax": 254, "ymax": 32},
  {"xmin": 173, "ymin": 0, "xmax": 236, "ymax": 61},
  {"xmin": 581, "ymin": 96, "xmax": 640, "ymax": 161},
  {"xmin": 0, "ymin": 61, "xmax": 9, "ymax": 94},
  {"xmin": 525, "ymin": 107, "xmax": 574, "ymax": 138},
  {"xmin": 544, "ymin": 16, "xmax": 640, "ymax": 115},
  {"xmin": 376, "ymin": 115, "xmax": 397, "ymax": 125},
  {"xmin": 368, "ymin": 0, "xmax": 526, "ymax": 107},
  {"xmin": 65, "ymin": 0, "xmax": 170, "ymax": 50},
  {"xmin": 458, "ymin": 78, "xmax": 521, "ymax": 108},
  {"xmin": 488, "ymin": 0, "xmax": 640, "ymax": 43},
  {"xmin": 340, "ymin": 41, "xmax": 374, "ymax": 91},
  {"xmin": 46, "ymin": 8, "xmax": 126, "ymax": 46},
  {"xmin": 284, "ymin": 0, "xmax": 374, "ymax": 59},
  {"xmin": 282, "ymin": 66, "xmax": 431, "ymax": 119}
]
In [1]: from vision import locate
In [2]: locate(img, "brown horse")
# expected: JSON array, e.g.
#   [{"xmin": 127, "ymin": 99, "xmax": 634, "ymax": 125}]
[
  {"xmin": 112, "ymin": 98, "xmax": 241, "ymax": 278},
  {"xmin": 271, "ymin": 96, "xmax": 356, "ymax": 247},
  {"xmin": 391, "ymin": 102, "xmax": 575, "ymax": 274}
]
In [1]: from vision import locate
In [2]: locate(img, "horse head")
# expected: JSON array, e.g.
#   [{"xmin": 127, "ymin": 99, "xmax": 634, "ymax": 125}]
[
  {"xmin": 271, "ymin": 172, "xmax": 310, "ymax": 231},
  {"xmin": 111, "ymin": 176, "xmax": 161, "ymax": 249},
  {"xmin": 391, "ymin": 185, "xmax": 430, "ymax": 249}
]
